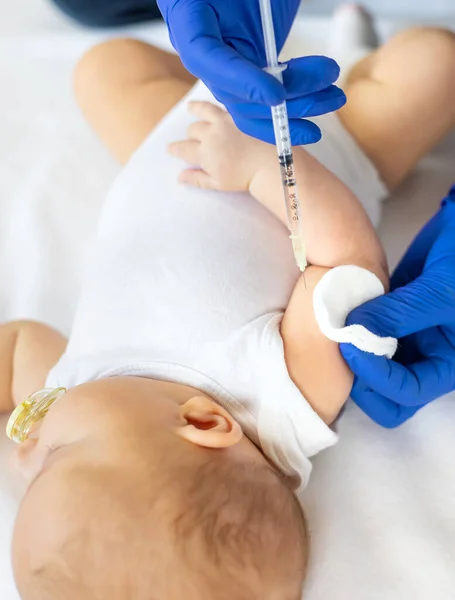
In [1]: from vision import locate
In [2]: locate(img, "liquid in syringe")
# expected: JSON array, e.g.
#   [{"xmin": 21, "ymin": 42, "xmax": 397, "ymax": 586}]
[{"xmin": 271, "ymin": 101, "xmax": 307, "ymax": 273}]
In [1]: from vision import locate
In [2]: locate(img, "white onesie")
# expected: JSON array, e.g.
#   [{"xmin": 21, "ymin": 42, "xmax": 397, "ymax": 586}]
[{"xmin": 47, "ymin": 82, "xmax": 394, "ymax": 490}]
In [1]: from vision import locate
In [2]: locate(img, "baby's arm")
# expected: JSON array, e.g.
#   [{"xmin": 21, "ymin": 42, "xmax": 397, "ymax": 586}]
[
  {"xmin": 249, "ymin": 144, "xmax": 388, "ymax": 422},
  {"xmin": 249, "ymin": 148, "xmax": 388, "ymax": 280},
  {"xmin": 169, "ymin": 102, "xmax": 388, "ymax": 423},
  {"xmin": 170, "ymin": 102, "xmax": 387, "ymax": 281},
  {"xmin": 0, "ymin": 322, "xmax": 66, "ymax": 412}
]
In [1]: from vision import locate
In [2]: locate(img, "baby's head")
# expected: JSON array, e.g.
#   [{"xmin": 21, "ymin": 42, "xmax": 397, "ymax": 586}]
[{"xmin": 12, "ymin": 376, "xmax": 308, "ymax": 599}]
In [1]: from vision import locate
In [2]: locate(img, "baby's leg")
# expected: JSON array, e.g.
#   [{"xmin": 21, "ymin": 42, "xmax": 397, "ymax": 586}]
[
  {"xmin": 339, "ymin": 27, "xmax": 455, "ymax": 189},
  {"xmin": 74, "ymin": 39, "xmax": 196, "ymax": 164}
]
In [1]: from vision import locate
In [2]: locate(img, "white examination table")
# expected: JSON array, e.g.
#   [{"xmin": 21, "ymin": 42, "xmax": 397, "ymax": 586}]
[{"xmin": 1, "ymin": 2, "xmax": 455, "ymax": 598}]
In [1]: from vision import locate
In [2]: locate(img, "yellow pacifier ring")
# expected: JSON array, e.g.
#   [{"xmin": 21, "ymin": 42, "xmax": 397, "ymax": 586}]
[{"xmin": 6, "ymin": 387, "xmax": 67, "ymax": 444}]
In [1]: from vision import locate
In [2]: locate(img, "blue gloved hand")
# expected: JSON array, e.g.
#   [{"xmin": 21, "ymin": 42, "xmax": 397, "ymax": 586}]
[
  {"xmin": 157, "ymin": 0, "xmax": 346, "ymax": 145},
  {"xmin": 340, "ymin": 185, "xmax": 455, "ymax": 428}
]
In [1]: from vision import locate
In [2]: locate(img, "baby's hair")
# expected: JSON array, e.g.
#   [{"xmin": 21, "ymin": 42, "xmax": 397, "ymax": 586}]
[
  {"xmin": 19, "ymin": 457, "xmax": 308, "ymax": 600},
  {"xmin": 173, "ymin": 459, "xmax": 308, "ymax": 598}
]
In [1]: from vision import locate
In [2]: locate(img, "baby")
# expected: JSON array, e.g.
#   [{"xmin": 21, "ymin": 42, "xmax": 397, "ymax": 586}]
[{"xmin": 3, "ymin": 8, "xmax": 455, "ymax": 600}]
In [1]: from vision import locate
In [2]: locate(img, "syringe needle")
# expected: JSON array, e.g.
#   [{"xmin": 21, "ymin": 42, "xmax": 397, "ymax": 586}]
[{"xmin": 259, "ymin": 0, "xmax": 308, "ymax": 278}]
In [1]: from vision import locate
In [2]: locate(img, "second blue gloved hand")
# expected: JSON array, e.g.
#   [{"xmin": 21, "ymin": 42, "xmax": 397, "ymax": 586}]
[
  {"xmin": 340, "ymin": 185, "xmax": 455, "ymax": 428},
  {"xmin": 157, "ymin": 0, "xmax": 346, "ymax": 145}
]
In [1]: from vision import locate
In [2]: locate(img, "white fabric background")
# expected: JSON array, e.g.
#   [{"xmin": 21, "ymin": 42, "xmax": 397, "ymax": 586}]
[
  {"xmin": 1, "ymin": 2, "xmax": 455, "ymax": 599},
  {"xmin": 302, "ymin": 0, "xmax": 455, "ymax": 18}
]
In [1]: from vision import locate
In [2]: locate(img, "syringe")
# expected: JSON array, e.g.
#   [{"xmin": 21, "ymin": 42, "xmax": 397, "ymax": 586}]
[{"xmin": 259, "ymin": 0, "xmax": 308, "ymax": 274}]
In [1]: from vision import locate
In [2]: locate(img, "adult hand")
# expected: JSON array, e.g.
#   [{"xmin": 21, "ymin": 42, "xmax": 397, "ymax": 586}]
[
  {"xmin": 157, "ymin": 0, "xmax": 346, "ymax": 145},
  {"xmin": 340, "ymin": 185, "xmax": 455, "ymax": 428}
]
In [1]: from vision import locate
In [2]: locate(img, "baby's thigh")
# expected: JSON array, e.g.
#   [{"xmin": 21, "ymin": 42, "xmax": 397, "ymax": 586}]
[
  {"xmin": 74, "ymin": 39, "xmax": 196, "ymax": 164},
  {"xmin": 340, "ymin": 27, "xmax": 455, "ymax": 188}
]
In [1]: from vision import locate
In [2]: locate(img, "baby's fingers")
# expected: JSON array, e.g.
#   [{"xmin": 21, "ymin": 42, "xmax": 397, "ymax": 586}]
[
  {"xmin": 168, "ymin": 140, "xmax": 200, "ymax": 165},
  {"xmin": 188, "ymin": 101, "xmax": 226, "ymax": 122},
  {"xmin": 178, "ymin": 169, "xmax": 218, "ymax": 190},
  {"xmin": 187, "ymin": 120, "xmax": 211, "ymax": 141}
]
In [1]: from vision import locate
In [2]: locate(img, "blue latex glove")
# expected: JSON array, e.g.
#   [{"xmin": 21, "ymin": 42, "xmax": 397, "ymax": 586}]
[
  {"xmin": 340, "ymin": 185, "xmax": 455, "ymax": 428},
  {"xmin": 157, "ymin": 0, "xmax": 346, "ymax": 145}
]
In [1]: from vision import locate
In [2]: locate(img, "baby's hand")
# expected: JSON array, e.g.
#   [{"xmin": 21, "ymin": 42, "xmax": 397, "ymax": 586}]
[{"xmin": 168, "ymin": 101, "xmax": 273, "ymax": 192}]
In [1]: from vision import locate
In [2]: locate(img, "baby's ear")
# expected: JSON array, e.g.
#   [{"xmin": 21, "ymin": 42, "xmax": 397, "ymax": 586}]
[
  {"xmin": 177, "ymin": 396, "xmax": 243, "ymax": 449},
  {"xmin": 11, "ymin": 439, "xmax": 50, "ymax": 482}
]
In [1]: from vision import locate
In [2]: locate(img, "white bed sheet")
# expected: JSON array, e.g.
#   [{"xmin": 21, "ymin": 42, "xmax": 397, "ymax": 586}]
[{"xmin": 1, "ymin": 3, "xmax": 455, "ymax": 599}]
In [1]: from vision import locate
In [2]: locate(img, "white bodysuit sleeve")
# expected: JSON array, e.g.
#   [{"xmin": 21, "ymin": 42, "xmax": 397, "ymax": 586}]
[{"xmin": 256, "ymin": 266, "xmax": 397, "ymax": 491}]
